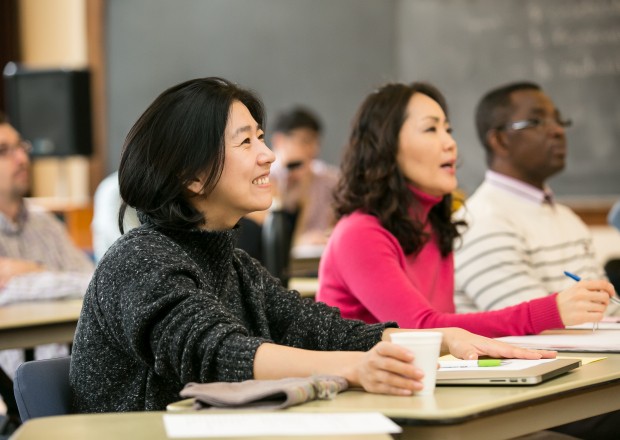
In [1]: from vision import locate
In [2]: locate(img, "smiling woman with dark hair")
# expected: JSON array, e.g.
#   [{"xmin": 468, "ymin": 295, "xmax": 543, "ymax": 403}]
[{"xmin": 69, "ymin": 77, "xmax": 553, "ymax": 413}]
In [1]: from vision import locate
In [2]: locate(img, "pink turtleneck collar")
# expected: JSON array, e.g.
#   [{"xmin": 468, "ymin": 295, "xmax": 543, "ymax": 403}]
[{"xmin": 407, "ymin": 185, "xmax": 444, "ymax": 223}]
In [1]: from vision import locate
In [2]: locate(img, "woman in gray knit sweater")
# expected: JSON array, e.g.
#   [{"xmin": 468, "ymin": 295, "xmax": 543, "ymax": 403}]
[{"xmin": 69, "ymin": 77, "xmax": 553, "ymax": 413}]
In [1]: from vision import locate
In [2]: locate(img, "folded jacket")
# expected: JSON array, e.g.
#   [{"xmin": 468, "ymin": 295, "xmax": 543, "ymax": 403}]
[{"xmin": 179, "ymin": 375, "xmax": 348, "ymax": 410}]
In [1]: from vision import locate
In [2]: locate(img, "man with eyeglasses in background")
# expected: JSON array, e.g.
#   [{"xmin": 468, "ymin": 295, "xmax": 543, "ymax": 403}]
[
  {"xmin": 0, "ymin": 113, "xmax": 93, "ymax": 434},
  {"xmin": 453, "ymin": 82, "xmax": 619, "ymax": 321},
  {"xmin": 453, "ymin": 80, "xmax": 620, "ymax": 440},
  {"xmin": 268, "ymin": 106, "xmax": 339, "ymax": 247}
]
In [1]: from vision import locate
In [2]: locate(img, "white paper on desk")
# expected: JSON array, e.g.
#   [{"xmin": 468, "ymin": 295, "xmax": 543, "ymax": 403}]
[
  {"xmin": 566, "ymin": 318, "xmax": 620, "ymax": 330},
  {"xmin": 497, "ymin": 330, "xmax": 620, "ymax": 352},
  {"xmin": 163, "ymin": 412, "xmax": 402, "ymax": 438}
]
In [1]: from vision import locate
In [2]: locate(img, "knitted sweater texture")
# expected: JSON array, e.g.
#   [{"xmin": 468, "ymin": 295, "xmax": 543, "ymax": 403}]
[{"xmin": 70, "ymin": 220, "xmax": 390, "ymax": 413}]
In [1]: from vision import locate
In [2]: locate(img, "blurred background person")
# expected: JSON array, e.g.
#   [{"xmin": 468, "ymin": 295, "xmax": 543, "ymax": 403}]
[
  {"xmin": 0, "ymin": 113, "xmax": 93, "ymax": 430},
  {"xmin": 270, "ymin": 106, "xmax": 338, "ymax": 247}
]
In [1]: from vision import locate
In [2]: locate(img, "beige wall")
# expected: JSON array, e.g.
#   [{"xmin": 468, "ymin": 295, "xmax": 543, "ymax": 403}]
[
  {"xmin": 19, "ymin": 0, "xmax": 87, "ymax": 68},
  {"xmin": 19, "ymin": 0, "xmax": 89, "ymax": 199}
]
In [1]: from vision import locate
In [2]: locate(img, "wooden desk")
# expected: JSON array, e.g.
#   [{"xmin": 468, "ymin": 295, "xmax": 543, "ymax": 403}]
[
  {"xmin": 168, "ymin": 353, "xmax": 620, "ymax": 440},
  {"xmin": 11, "ymin": 412, "xmax": 392, "ymax": 440},
  {"xmin": 0, "ymin": 299, "xmax": 82, "ymax": 350}
]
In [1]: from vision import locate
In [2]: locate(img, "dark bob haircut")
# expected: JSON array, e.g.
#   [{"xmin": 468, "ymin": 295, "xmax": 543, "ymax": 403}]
[
  {"xmin": 334, "ymin": 82, "xmax": 462, "ymax": 257},
  {"xmin": 118, "ymin": 77, "xmax": 265, "ymax": 232}
]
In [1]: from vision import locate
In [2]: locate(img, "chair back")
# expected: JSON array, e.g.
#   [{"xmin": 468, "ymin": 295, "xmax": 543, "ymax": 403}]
[
  {"xmin": 13, "ymin": 356, "xmax": 72, "ymax": 422},
  {"xmin": 262, "ymin": 210, "xmax": 294, "ymax": 286}
]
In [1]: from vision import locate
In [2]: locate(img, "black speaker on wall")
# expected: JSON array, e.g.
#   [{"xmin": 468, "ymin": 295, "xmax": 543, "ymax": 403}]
[{"xmin": 3, "ymin": 62, "xmax": 92, "ymax": 156}]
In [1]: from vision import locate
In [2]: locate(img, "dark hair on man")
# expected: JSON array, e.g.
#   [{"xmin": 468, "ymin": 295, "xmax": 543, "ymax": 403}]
[
  {"xmin": 475, "ymin": 81, "xmax": 541, "ymax": 165},
  {"xmin": 118, "ymin": 77, "xmax": 265, "ymax": 232},
  {"xmin": 273, "ymin": 106, "xmax": 322, "ymax": 135},
  {"xmin": 334, "ymin": 82, "xmax": 462, "ymax": 257}
]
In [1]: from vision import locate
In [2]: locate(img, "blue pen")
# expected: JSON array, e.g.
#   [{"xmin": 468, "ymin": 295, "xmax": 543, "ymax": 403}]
[
  {"xmin": 564, "ymin": 271, "xmax": 598, "ymax": 332},
  {"xmin": 563, "ymin": 271, "xmax": 581, "ymax": 282}
]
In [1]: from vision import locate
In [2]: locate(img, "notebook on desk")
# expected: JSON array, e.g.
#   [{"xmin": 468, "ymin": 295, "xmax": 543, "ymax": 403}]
[
  {"xmin": 436, "ymin": 358, "xmax": 581, "ymax": 385},
  {"xmin": 497, "ymin": 330, "xmax": 620, "ymax": 352}
]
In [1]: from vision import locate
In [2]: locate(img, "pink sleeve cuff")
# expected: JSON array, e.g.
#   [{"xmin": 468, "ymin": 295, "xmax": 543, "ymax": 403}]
[{"xmin": 528, "ymin": 293, "xmax": 563, "ymax": 334}]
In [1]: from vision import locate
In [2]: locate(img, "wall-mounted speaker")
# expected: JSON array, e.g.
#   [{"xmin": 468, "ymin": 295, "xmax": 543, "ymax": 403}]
[{"xmin": 3, "ymin": 62, "xmax": 92, "ymax": 156}]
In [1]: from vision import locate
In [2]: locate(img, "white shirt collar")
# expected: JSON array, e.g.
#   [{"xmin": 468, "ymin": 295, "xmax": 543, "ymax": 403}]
[{"xmin": 485, "ymin": 170, "xmax": 554, "ymax": 205}]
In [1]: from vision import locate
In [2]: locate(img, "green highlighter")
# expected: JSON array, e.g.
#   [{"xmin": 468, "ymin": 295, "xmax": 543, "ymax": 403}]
[
  {"xmin": 477, "ymin": 359, "xmax": 503, "ymax": 367},
  {"xmin": 438, "ymin": 359, "xmax": 504, "ymax": 368}
]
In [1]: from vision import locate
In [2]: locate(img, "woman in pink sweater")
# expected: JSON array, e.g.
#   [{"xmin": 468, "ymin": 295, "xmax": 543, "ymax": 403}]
[{"xmin": 317, "ymin": 82, "xmax": 614, "ymax": 338}]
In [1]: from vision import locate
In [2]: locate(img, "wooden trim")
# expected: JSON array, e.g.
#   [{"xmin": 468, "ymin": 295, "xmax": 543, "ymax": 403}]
[
  {"xmin": 560, "ymin": 198, "xmax": 616, "ymax": 226},
  {"xmin": 86, "ymin": 0, "xmax": 107, "ymax": 195}
]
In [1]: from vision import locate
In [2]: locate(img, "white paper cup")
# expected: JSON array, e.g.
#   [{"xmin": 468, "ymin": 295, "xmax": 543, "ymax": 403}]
[{"xmin": 390, "ymin": 331, "xmax": 443, "ymax": 396}]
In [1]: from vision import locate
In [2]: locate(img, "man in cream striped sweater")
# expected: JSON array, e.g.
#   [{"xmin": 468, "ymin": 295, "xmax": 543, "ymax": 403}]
[{"xmin": 454, "ymin": 82, "xmax": 619, "ymax": 317}]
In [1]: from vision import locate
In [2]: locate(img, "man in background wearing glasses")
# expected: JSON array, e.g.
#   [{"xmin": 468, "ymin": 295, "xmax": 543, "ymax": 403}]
[
  {"xmin": 269, "ymin": 106, "xmax": 338, "ymax": 247},
  {"xmin": 453, "ymin": 82, "xmax": 619, "ymax": 321},
  {"xmin": 0, "ymin": 113, "xmax": 94, "ymax": 433}
]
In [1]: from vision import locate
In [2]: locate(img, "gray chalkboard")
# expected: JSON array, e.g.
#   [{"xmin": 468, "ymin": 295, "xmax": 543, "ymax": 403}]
[
  {"xmin": 106, "ymin": 0, "xmax": 619, "ymax": 197},
  {"xmin": 105, "ymin": 0, "xmax": 396, "ymax": 174},
  {"xmin": 397, "ymin": 0, "xmax": 620, "ymax": 197}
]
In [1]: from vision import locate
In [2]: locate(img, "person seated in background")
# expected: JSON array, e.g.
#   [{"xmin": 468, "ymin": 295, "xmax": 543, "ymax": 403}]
[
  {"xmin": 0, "ymin": 113, "xmax": 94, "ymax": 429},
  {"xmin": 269, "ymin": 106, "xmax": 339, "ymax": 246},
  {"xmin": 453, "ymin": 81, "xmax": 620, "ymax": 316},
  {"xmin": 91, "ymin": 171, "xmax": 140, "ymax": 262},
  {"xmin": 316, "ymin": 81, "xmax": 615, "ymax": 338},
  {"xmin": 69, "ymin": 77, "xmax": 552, "ymax": 413}
]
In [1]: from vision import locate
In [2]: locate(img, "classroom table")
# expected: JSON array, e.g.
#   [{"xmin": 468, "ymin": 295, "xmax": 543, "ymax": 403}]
[
  {"xmin": 10, "ymin": 412, "xmax": 393, "ymax": 440},
  {"xmin": 166, "ymin": 353, "xmax": 620, "ymax": 440},
  {"xmin": 9, "ymin": 354, "xmax": 620, "ymax": 440},
  {"xmin": 10, "ymin": 354, "xmax": 620, "ymax": 440},
  {"xmin": 0, "ymin": 299, "xmax": 83, "ymax": 350}
]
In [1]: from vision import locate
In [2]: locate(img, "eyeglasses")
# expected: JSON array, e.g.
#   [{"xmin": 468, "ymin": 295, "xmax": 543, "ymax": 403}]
[
  {"xmin": 0, "ymin": 140, "xmax": 32, "ymax": 158},
  {"xmin": 285, "ymin": 160, "xmax": 305, "ymax": 171},
  {"xmin": 498, "ymin": 117, "xmax": 572, "ymax": 132}
]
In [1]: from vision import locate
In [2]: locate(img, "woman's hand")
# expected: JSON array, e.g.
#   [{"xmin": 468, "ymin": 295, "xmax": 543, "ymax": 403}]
[
  {"xmin": 556, "ymin": 279, "xmax": 615, "ymax": 326},
  {"xmin": 254, "ymin": 342, "xmax": 424, "ymax": 396},
  {"xmin": 439, "ymin": 327, "xmax": 556, "ymax": 360},
  {"xmin": 347, "ymin": 341, "xmax": 425, "ymax": 396}
]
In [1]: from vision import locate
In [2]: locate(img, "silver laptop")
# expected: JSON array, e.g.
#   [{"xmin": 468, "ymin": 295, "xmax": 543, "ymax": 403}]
[{"xmin": 436, "ymin": 358, "xmax": 581, "ymax": 385}]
